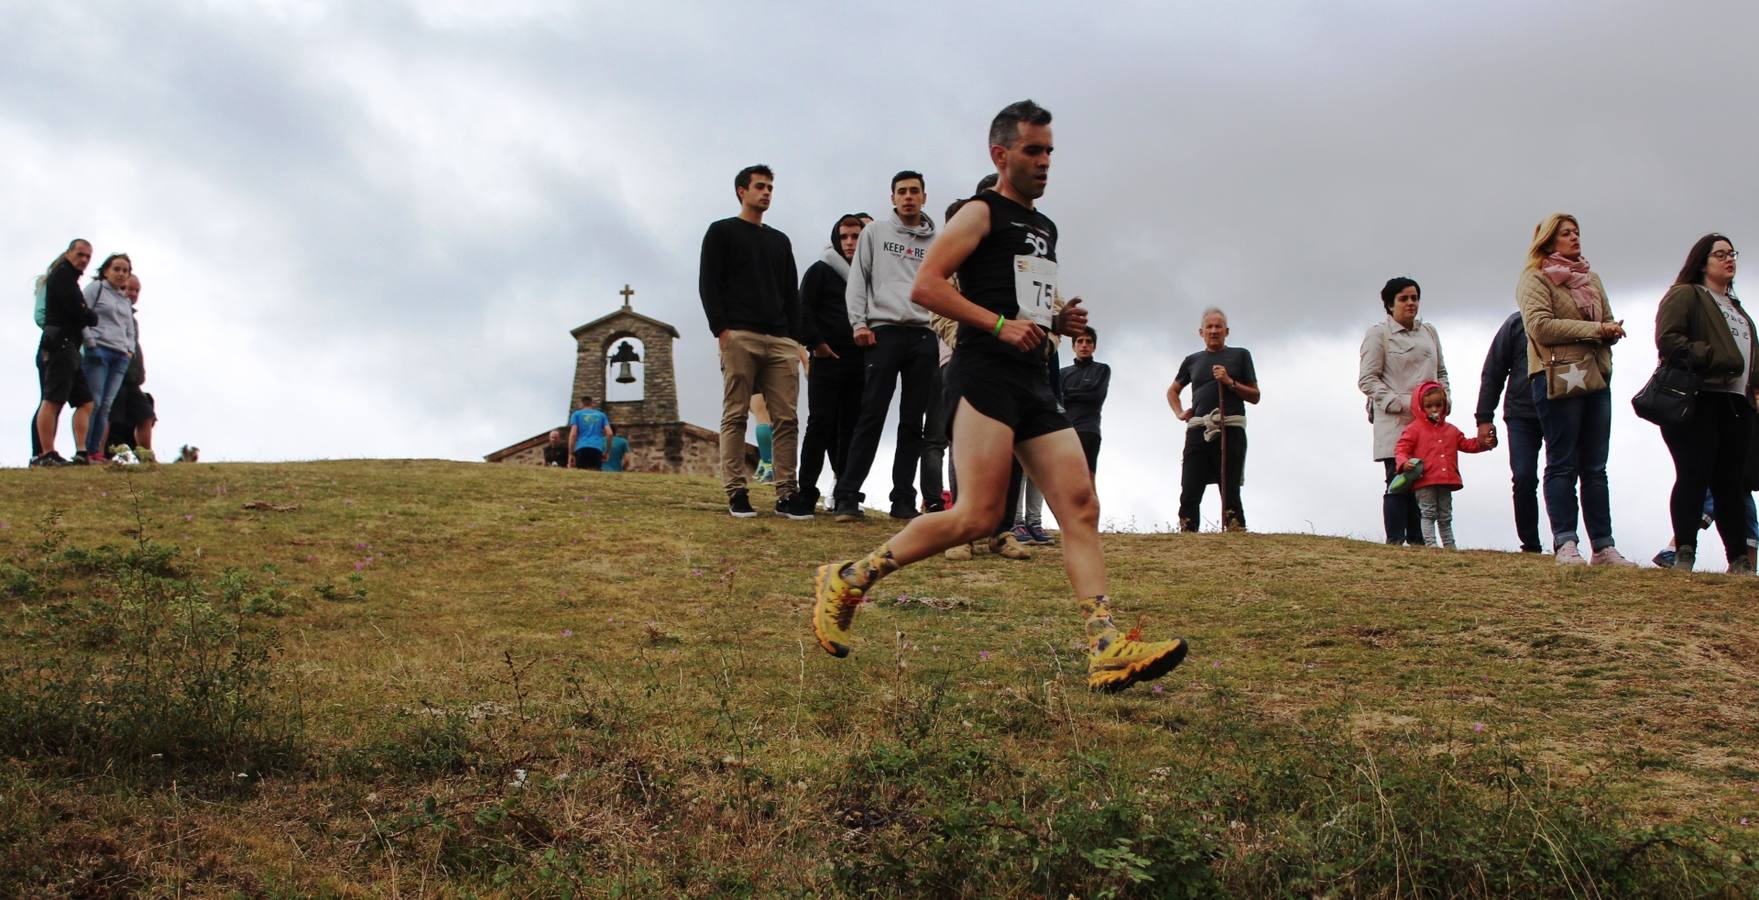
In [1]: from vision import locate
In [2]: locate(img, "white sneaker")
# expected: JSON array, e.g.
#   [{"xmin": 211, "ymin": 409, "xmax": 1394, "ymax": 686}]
[
  {"xmin": 1555, "ymin": 542, "xmax": 1586, "ymax": 566},
  {"xmin": 1590, "ymin": 547, "xmax": 1638, "ymax": 567}
]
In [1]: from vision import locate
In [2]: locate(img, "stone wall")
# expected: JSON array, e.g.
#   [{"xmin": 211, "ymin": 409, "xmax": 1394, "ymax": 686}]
[{"xmin": 486, "ymin": 422, "xmax": 752, "ymax": 478}]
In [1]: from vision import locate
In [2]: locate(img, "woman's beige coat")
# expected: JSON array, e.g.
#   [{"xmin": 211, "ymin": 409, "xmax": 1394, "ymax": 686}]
[{"xmin": 1359, "ymin": 315, "xmax": 1448, "ymax": 460}]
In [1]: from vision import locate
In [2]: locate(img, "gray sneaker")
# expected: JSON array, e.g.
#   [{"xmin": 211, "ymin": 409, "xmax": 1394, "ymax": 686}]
[
  {"xmin": 1672, "ymin": 545, "xmax": 1696, "ymax": 571},
  {"xmin": 1554, "ymin": 541, "xmax": 1586, "ymax": 566},
  {"xmin": 1590, "ymin": 546, "xmax": 1638, "ymax": 567},
  {"xmin": 1728, "ymin": 553, "xmax": 1756, "ymax": 575}
]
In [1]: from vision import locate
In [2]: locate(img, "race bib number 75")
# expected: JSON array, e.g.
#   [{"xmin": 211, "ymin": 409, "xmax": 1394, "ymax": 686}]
[{"xmin": 1013, "ymin": 255, "xmax": 1058, "ymax": 328}]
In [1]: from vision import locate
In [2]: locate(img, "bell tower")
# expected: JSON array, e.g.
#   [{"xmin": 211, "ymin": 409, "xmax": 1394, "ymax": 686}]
[{"xmin": 568, "ymin": 284, "xmax": 680, "ymax": 427}]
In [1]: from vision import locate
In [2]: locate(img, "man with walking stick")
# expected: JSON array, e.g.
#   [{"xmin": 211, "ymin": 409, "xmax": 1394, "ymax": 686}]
[{"xmin": 1168, "ymin": 307, "xmax": 1260, "ymax": 531}]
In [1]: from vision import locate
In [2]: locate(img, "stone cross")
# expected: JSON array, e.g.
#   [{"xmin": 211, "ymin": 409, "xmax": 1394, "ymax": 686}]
[{"xmin": 619, "ymin": 284, "xmax": 635, "ymax": 309}]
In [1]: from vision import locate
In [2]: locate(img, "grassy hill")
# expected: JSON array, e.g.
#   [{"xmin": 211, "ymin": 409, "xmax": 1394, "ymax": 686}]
[{"xmin": 1, "ymin": 460, "xmax": 1755, "ymax": 897}]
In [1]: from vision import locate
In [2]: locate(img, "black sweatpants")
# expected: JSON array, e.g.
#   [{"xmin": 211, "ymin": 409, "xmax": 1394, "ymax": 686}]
[
  {"xmin": 1179, "ymin": 426, "xmax": 1246, "ymax": 531},
  {"xmin": 833, "ymin": 326, "xmax": 937, "ymax": 510},
  {"xmin": 798, "ymin": 352, "xmax": 864, "ymax": 500},
  {"xmin": 1661, "ymin": 391, "xmax": 1753, "ymax": 560}
]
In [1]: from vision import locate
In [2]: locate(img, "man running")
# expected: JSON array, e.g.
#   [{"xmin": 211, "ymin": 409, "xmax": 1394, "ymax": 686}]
[{"xmin": 810, "ymin": 100, "xmax": 1188, "ymax": 692}]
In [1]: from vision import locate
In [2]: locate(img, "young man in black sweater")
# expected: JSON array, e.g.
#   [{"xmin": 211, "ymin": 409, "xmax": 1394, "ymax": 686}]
[{"xmin": 698, "ymin": 164, "xmax": 808, "ymax": 519}]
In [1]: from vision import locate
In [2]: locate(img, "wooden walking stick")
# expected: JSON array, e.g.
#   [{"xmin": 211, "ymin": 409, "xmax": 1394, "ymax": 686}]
[{"xmin": 1216, "ymin": 380, "xmax": 1231, "ymax": 531}]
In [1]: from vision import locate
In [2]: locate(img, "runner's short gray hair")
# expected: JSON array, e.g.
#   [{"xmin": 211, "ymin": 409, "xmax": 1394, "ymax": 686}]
[{"xmin": 1200, "ymin": 307, "xmax": 1228, "ymax": 326}]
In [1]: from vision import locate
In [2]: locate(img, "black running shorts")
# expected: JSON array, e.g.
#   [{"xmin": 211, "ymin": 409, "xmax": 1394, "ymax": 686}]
[
  {"xmin": 37, "ymin": 337, "xmax": 93, "ymax": 407},
  {"xmin": 947, "ymin": 352, "xmax": 1071, "ymax": 441}
]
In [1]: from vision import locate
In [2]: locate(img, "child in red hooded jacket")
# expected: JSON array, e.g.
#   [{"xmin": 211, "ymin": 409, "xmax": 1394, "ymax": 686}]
[{"xmin": 1394, "ymin": 381, "xmax": 1494, "ymax": 548}]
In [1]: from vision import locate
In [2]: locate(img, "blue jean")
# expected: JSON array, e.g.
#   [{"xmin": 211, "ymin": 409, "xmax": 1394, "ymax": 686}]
[
  {"xmin": 1529, "ymin": 374, "xmax": 1614, "ymax": 551},
  {"xmin": 1505, "ymin": 416, "xmax": 1545, "ymax": 552},
  {"xmin": 1700, "ymin": 491, "xmax": 1759, "ymax": 545},
  {"xmin": 81, "ymin": 346, "xmax": 130, "ymax": 456}
]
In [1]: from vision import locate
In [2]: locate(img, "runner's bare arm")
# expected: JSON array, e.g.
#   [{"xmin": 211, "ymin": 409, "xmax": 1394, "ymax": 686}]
[
  {"xmin": 911, "ymin": 200, "xmax": 991, "ymax": 328},
  {"xmin": 911, "ymin": 201, "xmax": 1043, "ymax": 351}
]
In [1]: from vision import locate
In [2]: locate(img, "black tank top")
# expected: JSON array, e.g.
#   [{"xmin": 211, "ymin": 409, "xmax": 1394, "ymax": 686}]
[{"xmin": 955, "ymin": 191, "xmax": 1058, "ymax": 367}]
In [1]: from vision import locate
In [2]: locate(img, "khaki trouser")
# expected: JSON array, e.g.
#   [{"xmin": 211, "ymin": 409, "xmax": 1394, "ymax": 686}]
[{"xmin": 719, "ymin": 329, "xmax": 800, "ymax": 497}]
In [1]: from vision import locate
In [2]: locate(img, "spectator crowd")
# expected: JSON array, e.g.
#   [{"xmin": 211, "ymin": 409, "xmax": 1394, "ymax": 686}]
[
  {"xmin": 30, "ymin": 239, "xmax": 161, "ymax": 467},
  {"xmin": 693, "ymin": 161, "xmax": 1755, "ymax": 573}
]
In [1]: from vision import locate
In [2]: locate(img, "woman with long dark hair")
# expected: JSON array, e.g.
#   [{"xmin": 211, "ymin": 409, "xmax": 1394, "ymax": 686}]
[
  {"xmin": 1654, "ymin": 233, "xmax": 1757, "ymax": 573},
  {"xmin": 81, "ymin": 253, "xmax": 137, "ymax": 462},
  {"xmin": 1517, "ymin": 214, "xmax": 1635, "ymax": 566}
]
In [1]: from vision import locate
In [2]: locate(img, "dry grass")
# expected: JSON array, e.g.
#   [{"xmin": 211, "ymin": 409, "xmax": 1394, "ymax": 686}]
[{"xmin": 1, "ymin": 460, "xmax": 1755, "ymax": 896}]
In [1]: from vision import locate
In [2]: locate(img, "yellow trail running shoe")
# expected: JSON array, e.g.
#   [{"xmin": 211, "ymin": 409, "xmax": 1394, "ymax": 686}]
[
  {"xmin": 1088, "ymin": 629, "xmax": 1188, "ymax": 693},
  {"xmin": 812, "ymin": 561, "xmax": 865, "ymax": 658}
]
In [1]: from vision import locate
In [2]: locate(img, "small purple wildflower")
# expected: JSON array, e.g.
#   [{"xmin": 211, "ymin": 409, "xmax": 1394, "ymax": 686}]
[
  {"xmin": 1741, "ymin": 818, "xmax": 1750, "ymax": 827},
  {"xmin": 1152, "ymin": 685, "xmax": 1164, "ymax": 694},
  {"xmin": 691, "ymin": 569, "xmax": 704, "ymax": 578},
  {"xmin": 1210, "ymin": 660, "xmax": 1220, "ymax": 669},
  {"xmin": 354, "ymin": 542, "xmax": 368, "ymax": 550},
  {"xmin": 183, "ymin": 514, "xmax": 194, "ymax": 522},
  {"xmin": 100, "ymin": 491, "xmax": 109, "ymax": 498},
  {"xmin": 978, "ymin": 650, "xmax": 990, "ymax": 661},
  {"xmin": 353, "ymin": 562, "xmax": 365, "ymax": 572},
  {"xmin": 561, "ymin": 629, "xmax": 574, "ymax": 638},
  {"xmin": 1472, "ymin": 722, "xmax": 1485, "ymax": 734}
]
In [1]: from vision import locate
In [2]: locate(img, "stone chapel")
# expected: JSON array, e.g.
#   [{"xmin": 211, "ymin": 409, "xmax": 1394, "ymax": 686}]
[{"xmin": 483, "ymin": 287, "xmax": 745, "ymax": 474}]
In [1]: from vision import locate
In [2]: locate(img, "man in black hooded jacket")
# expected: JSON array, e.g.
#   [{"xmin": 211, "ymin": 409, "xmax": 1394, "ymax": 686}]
[
  {"xmin": 795, "ymin": 214, "xmax": 867, "ymax": 510},
  {"xmin": 32, "ymin": 239, "xmax": 98, "ymax": 466}
]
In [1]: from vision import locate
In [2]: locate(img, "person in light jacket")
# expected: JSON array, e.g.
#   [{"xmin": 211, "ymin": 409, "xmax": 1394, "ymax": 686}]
[
  {"xmin": 1358, "ymin": 276, "xmax": 1447, "ymax": 545},
  {"xmin": 1516, "ymin": 213, "xmax": 1635, "ymax": 567},
  {"xmin": 1653, "ymin": 233, "xmax": 1757, "ymax": 573},
  {"xmin": 81, "ymin": 253, "xmax": 137, "ymax": 461}
]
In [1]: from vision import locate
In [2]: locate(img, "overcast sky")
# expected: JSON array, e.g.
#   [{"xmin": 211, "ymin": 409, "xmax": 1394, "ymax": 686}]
[{"xmin": 5, "ymin": 0, "xmax": 1755, "ymax": 565}]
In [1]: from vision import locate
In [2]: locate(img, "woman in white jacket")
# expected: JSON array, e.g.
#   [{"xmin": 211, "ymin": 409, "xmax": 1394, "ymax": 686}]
[
  {"xmin": 81, "ymin": 253, "xmax": 137, "ymax": 461},
  {"xmin": 1359, "ymin": 276, "xmax": 1448, "ymax": 545}
]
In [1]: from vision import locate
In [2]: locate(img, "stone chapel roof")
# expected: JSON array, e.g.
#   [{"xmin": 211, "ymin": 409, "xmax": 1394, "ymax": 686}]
[{"xmin": 569, "ymin": 307, "xmax": 681, "ymax": 340}]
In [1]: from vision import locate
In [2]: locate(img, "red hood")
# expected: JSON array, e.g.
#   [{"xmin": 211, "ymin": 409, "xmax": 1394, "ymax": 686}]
[{"xmin": 1411, "ymin": 380, "xmax": 1449, "ymax": 418}]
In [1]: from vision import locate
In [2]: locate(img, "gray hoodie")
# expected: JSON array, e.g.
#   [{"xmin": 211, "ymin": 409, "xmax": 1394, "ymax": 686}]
[
  {"xmin": 82, "ymin": 280, "xmax": 137, "ymax": 356},
  {"xmin": 846, "ymin": 210, "xmax": 935, "ymax": 330}
]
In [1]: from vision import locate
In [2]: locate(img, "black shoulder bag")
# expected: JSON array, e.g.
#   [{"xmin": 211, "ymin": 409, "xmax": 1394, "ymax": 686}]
[{"xmin": 1631, "ymin": 346, "xmax": 1700, "ymax": 427}]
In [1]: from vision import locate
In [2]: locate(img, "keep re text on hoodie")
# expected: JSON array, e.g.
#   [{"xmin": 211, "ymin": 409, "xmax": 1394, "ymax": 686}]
[
  {"xmin": 845, "ymin": 210, "xmax": 935, "ymax": 331},
  {"xmin": 1393, "ymin": 380, "xmax": 1488, "ymax": 492}
]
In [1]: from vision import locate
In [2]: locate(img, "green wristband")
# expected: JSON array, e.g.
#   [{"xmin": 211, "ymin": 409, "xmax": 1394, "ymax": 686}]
[{"xmin": 992, "ymin": 315, "xmax": 1006, "ymax": 337}]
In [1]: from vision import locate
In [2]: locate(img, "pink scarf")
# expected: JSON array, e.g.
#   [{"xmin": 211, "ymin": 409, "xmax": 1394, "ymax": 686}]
[{"xmin": 1539, "ymin": 254, "xmax": 1602, "ymax": 320}]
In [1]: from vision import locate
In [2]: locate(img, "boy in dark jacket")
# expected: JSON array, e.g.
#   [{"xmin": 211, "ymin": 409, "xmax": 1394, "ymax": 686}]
[
  {"xmin": 796, "ymin": 214, "xmax": 867, "ymax": 508},
  {"xmin": 1395, "ymin": 381, "xmax": 1493, "ymax": 549}
]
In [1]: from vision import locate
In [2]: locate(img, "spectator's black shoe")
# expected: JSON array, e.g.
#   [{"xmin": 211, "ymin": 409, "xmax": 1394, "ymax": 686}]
[
  {"xmin": 832, "ymin": 497, "xmax": 865, "ymax": 523},
  {"xmin": 889, "ymin": 505, "xmax": 921, "ymax": 521},
  {"xmin": 29, "ymin": 452, "xmax": 68, "ymax": 468},
  {"xmin": 728, "ymin": 490, "xmax": 757, "ymax": 519},
  {"xmin": 70, "ymin": 451, "xmax": 91, "ymax": 466},
  {"xmin": 777, "ymin": 494, "xmax": 815, "ymax": 521}
]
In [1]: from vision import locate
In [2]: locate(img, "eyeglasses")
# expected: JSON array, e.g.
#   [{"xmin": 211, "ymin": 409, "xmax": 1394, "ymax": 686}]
[{"xmin": 1710, "ymin": 250, "xmax": 1739, "ymax": 261}]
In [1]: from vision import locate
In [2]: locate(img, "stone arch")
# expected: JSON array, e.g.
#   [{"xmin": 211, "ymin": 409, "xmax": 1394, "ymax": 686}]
[{"xmin": 602, "ymin": 332, "xmax": 646, "ymax": 403}]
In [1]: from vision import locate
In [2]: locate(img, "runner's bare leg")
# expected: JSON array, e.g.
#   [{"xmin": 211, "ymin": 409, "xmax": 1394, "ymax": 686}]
[{"xmin": 876, "ymin": 399, "xmax": 1015, "ymax": 565}]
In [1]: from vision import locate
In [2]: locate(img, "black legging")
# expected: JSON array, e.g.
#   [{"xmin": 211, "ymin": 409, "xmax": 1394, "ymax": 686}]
[
  {"xmin": 1660, "ymin": 391, "xmax": 1753, "ymax": 560},
  {"xmin": 1381, "ymin": 458, "xmax": 1423, "ymax": 545}
]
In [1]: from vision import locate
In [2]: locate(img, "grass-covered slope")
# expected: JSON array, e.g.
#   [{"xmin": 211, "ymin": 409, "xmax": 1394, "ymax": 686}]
[{"xmin": 1, "ymin": 460, "xmax": 1755, "ymax": 897}]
